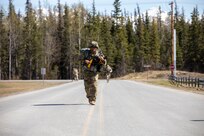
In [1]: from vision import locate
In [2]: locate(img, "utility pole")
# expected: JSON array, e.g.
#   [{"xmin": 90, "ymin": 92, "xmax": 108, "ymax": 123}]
[{"xmin": 169, "ymin": 1, "xmax": 174, "ymax": 76}]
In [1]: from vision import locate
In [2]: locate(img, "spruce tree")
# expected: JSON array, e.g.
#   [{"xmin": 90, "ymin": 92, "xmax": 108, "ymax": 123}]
[
  {"xmin": 198, "ymin": 12, "xmax": 204, "ymax": 72},
  {"xmin": 21, "ymin": 0, "xmax": 36, "ymax": 79},
  {"xmin": 57, "ymin": 0, "xmax": 67, "ymax": 79},
  {"xmin": 116, "ymin": 16, "xmax": 129, "ymax": 75},
  {"xmin": 99, "ymin": 16, "xmax": 115, "ymax": 77},
  {"xmin": 63, "ymin": 4, "xmax": 71, "ymax": 79},
  {"xmin": 0, "ymin": 8, "xmax": 9, "ymax": 79},
  {"xmin": 174, "ymin": 7, "xmax": 186, "ymax": 69},
  {"xmin": 150, "ymin": 18, "xmax": 160, "ymax": 68},
  {"xmin": 143, "ymin": 11, "xmax": 151, "ymax": 65},
  {"xmin": 111, "ymin": 0, "xmax": 129, "ymax": 76},
  {"xmin": 125, "ymin": 17, "xmax": 135, "ymax": 71},
  {"xmin": 185, "ymin": 7, "xmax": 200, "ymax": 72},
  {"xmin": 134, "ymin": 5, "xmax": 145, "ymax": 71},
  {"xmin": 180, "ymin": 8, "xmax": 188, "ymax": 70},
  {"xmin": 160, "ymin": 25, "xmax": 171, "ymax": 68},
  {"xmin": 100, "ymin": 17, "xmax": 114, "ymax": 65},
  {"xmin": 112, "ymin": 0, "xmax": 121, "ymax": 26}
]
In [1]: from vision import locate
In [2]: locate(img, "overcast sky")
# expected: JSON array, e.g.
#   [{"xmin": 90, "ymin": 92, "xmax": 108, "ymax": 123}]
[{"xmin": 0, "ymin": 0, "xmax": 203, "ymax": 20}]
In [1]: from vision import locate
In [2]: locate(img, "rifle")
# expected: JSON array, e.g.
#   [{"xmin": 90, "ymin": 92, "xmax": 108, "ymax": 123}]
[{"xmin": 87, "ymin": 55, "xmax": 105, "ymax": 72}]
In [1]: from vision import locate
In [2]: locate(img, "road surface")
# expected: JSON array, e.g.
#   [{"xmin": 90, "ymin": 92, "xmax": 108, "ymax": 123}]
[{"xmin": 0, "ymin": 80, "xmax": 204, "ymax": 136}]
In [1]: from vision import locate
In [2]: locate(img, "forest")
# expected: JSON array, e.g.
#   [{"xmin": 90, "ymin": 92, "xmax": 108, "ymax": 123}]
[{"xmin": 0, "ymin": 0, "xmax": 203, "ymax": 80}]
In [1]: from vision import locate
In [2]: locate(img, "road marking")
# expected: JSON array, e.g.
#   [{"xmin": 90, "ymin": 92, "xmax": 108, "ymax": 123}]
[
  {"xmin": 99, "ymin": 85, "xmax": 104, "ymax": 135},
  {"xmin": 97, "ymin": 82, "xmax": 106, "ymax": 136},
  {"xmin": 81, "ymin": 106, "xmax": 95, "ymax": 136},
  {"xmin": 81, "ymin": 81, "xmax": 106, "ymax": 136}
]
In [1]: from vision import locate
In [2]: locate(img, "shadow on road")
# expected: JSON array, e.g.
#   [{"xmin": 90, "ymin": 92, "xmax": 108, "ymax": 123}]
[
  {"xmin": 33, "ymin": 103, "xmax": 89, "ymax": 106},
  {"xmin": 190, "ymin": 120, "xmax": 204, "ymax": 122}
]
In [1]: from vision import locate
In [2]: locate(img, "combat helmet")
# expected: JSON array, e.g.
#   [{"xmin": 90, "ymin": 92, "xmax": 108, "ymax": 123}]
[{"xmin": 89, "ymin": 41, "xmax": 99, "ymax": 48}]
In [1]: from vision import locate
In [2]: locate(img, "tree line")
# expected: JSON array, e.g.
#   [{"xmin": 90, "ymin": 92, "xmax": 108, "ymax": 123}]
[{"xmin": 0, "ymin": 0, "xmax": 203, "ymax": 80}]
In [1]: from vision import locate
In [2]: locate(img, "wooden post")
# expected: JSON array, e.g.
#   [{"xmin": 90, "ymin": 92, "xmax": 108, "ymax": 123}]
[
  {"xmin": 191, "ymin": 78, "xmax": 193, "ymax": 87},
  {"xmin": 195, "ymin": 78, "xmax": 197, "ymax": 87},
  {"xmin": 169, "ymin": 1, "xmax": 174, "ymax": 76}
]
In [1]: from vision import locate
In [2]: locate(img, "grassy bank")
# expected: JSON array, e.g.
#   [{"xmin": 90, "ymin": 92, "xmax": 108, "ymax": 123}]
[
  {"xmin": 119, "ymin": 70, "xmax": 204, "ymax": 94},
  {"xmin": 0, "ymin": 81, "xmax": 68, "ymax": 97}
]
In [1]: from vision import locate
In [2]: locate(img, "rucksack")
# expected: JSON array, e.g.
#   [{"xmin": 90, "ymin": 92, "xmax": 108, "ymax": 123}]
[{"xmin": 80, "ymin": 48, "xmax": 105, "ymax": 72}]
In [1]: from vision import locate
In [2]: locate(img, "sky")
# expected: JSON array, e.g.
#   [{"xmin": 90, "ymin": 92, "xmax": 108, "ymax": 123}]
[{"xmin": 0, "ymin": 0, "xmax": 204, "ymax": 20}]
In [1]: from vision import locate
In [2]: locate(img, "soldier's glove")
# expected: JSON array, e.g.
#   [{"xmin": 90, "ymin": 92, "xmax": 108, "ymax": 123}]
[
  {"xmin": 85, "ymin": 60, "xmax": 90, "ymax": 64},
  {"xmin": 98, "ymin": 56, "xmax": 106, "ymax": 64}
]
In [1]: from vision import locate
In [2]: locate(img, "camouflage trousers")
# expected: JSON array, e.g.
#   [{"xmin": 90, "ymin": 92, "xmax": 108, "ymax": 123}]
[
  {"xmin": 73, "ymin": 74, "xmax": 78, "ymax": 81},
  {"xmin": 83, "ymin": 70, "xmax": 99, "ymax": 101}
]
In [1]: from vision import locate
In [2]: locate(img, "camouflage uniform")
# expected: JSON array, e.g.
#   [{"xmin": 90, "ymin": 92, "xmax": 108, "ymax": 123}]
[
  {"xmin": 80, "ymin": 41, "xmax": 106, "ymax": 104},
  {"xmin": 73, "ymin": 68, "xmax": 79, "ymax": 81},
  {"xmin": 105, "ymin": 65, "xmax": 112, "ymax": 83},
  {"xmin": 83, "ymin": 70, "xmax": 98, "ymax": 102}
]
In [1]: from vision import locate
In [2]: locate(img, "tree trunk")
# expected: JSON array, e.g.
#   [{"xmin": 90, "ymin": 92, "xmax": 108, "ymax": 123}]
[{"xmin": 9, "ymin": 23, "xmax": 12, "ymax": 80}]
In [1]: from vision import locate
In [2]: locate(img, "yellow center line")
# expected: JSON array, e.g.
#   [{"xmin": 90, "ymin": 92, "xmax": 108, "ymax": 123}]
[
  {"xmin": 81, "ymin": 106, "xmax": 95, "ymax": 136},
  {"xmin": 97, "ymin": 81, "xmax": 106, "ymax": 136},
  {"xmin": 81, "ymin": 81, "xmax": 106, "ymax": 136}
]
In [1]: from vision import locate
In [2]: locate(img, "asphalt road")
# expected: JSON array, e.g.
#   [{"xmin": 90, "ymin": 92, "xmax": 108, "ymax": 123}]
[{"xmin": 0, "ymin": 80, "xmax": 204, "ymax": 136}]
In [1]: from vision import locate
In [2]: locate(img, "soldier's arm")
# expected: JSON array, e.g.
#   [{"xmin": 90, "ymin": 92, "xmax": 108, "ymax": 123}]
[{"xmin": 97, "ymin": 49, "xmax": 107, "ymax": 65}]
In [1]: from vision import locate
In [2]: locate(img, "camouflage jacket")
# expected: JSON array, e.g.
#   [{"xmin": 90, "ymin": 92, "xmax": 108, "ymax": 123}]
[{"xmin": 80, "ymin": 48, "xmax": 106, "ymax": 73}]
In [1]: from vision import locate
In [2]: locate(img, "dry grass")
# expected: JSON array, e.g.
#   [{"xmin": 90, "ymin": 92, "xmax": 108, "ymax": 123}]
[
  {"xmin": 119, "ymin": 70, "xmax": 204, "ymax": 94},
  {"xmin": 0, "ymin": 81, "xmax": 67, "ymax": 97},
  {"xmin": 120, "ymin": 70, "xmax": 169, "ymax": 80}
]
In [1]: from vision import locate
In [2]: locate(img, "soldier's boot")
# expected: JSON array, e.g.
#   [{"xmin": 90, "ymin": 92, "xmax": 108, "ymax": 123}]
[
  {"xmin": 89, "ymin": 100, "xmax": 95, "ymax": 105},
  {"xmin": 88, "ymin": 98, "xmax": 96, "ymax": 105}
]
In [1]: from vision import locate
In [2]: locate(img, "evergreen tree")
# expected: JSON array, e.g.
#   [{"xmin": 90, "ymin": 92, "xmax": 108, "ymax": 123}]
[
  {"xmin": 100, "ymin": 17, "xmax": 114, "ymax": 66},
  {"xmin": 185, "ymin": 7, "xmax": 200, "ymax": 72},
  {"xmin": 112, "ymin": 0, "xmax": 121, "ymax": 26},
  {"xmin": 125, "ymin": 17, "xmax": 135, "ymax": 71},
  {"xmin": 126, "ymin": 17, "xmax": 135, "ymax": 45},
  {"xmin": 134, "ymin": 5, "xmax": 145, "ymax": 71},
  {"xmin": 63, "ymin": 4, "xmax": 71, "ymax": 79},
  {"xmin": 174, "ymin": 7, "xmax": 186, "ymax": 69},
  {"xmin": 150, "ymin": 18, "xmax": 160, "ymax": 68},
  {"xmin": 56, "ymin": 0, "xmax": 67, "ymax": 79},
  {"xmin": 143, "ymin": 11, "xmax": 151, "ymax": 65},
  {"xmin": 99, "ymin": 16, "xmax": 115, "ymax": 77},
  {"xmin": 111, "ymin": 0, "xmax": 130, "ymax": 76},
  {"xmin": 85, "ymin": 0, "xmax": 100, "ymax": 41},
  {"xmin": 160, "ymin": 25, "xmax": 171, "ymax": 68},
  {"xmin": 198, "ymin": 12, "xmax": 204, "ymax": 72},
  {"xmin": 21, "ymin": 0, "xmax": 37, "ymax": 79},
  {"xmin": 157, "ymin": 6, "xmax": 162, "ymax": 37},
  {"xmin": 180, "ymin": 8, "xmax": 188, "ymax": 70},
  {"xmin": 0, "ymin": 8, "xmax": 9, "ymax": 79},
  {"xmin": 116, "ymin": 16, "xmax": 129, "ymax": 75}
]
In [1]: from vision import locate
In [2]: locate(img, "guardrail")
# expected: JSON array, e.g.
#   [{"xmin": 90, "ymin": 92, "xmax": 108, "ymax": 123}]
[{"xmin": 169, "ymin": 75, "xmax": 204, "ymax": 89}]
